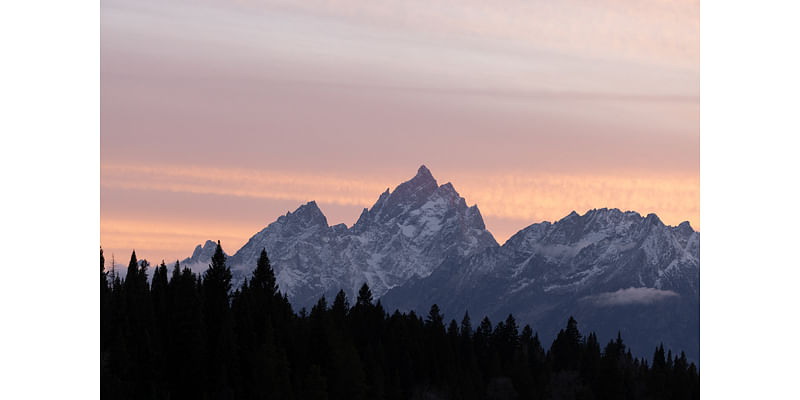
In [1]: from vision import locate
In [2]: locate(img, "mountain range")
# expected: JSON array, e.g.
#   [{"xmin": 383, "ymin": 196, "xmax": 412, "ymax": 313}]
[{"xmin": 180, "ymin": 165, "xmax": 700, "ymax": 363}]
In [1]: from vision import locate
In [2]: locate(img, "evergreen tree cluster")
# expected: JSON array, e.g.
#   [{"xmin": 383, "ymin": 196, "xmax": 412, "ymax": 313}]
[{"xmin": 101, "ymin": 245, "xmax": 699, "ymax": 400}]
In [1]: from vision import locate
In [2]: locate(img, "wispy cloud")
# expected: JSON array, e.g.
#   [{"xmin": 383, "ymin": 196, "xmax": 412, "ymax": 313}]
[
  {"xmin": 100, "ymin": 216, "xmax": 255, "ymax": 265},
  {"xmin": 101, "ymin": 164, "xmax": 387, "ymax": 206},
  {"xmin": 102, "ymin": 164, "xmax": 699, "ymax": 226},
  {"xmin": 581, "ymin": 287, "xmax": 680, "ymax": 307},
  {"xmin": 101, "ymin": 164, "xmax": 699, "ymax": 262},
  {"xmin": 101, "ymin": 0, "xmax": 698, "ymax": 263}
]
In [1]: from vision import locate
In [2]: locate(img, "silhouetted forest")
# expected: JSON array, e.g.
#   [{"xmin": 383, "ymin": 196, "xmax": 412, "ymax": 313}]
[{"xmin": 101, "ymin": 243, "xmax": 699, "ymax": 400}]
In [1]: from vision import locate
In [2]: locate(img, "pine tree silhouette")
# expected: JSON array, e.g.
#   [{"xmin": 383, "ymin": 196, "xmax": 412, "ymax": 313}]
[{"xmin": 100, "ymin": 245, "xmax": 701, "ymax": 400}]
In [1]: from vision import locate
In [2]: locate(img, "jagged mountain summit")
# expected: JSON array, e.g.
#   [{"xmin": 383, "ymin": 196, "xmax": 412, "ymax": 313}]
[
  {"xmin": 188, "ymin": 165, "xmax": 499, "ymax": 308},
  {"xmin": 381, "ymin": 207, "xmax": 700, "ymax": 362},
  {"xmin": 179, "ymin": 240, "xmax": 227, "ymax": 272},
  {"xmin": 179, "ymin": 166, "xmax": 700, "ymax": 362}
]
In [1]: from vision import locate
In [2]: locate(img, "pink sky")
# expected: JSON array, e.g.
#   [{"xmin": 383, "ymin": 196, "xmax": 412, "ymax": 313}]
[{"xmin": 101, "ymin": 0, "xmax": 699, "ymax": 264}]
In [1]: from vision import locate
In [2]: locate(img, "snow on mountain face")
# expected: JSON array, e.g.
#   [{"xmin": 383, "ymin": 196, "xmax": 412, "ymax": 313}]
[
  {"xmin": 381, "ymin": 207, "xmax": 700, "ymax": 363},
  {"xmin": 382, "ymin": 207, "xmax": 700, "ymax": 311},
  {"xmin": 179, "ymin": 240, "xmax": 226, "ymax": 273},
  {"xmin": 190, "ymin": 165, "xmax": 500, "ymax": 308},
  {"xmin": 500, "ymin": 208, "xmax": 700, "ymax": 295},
  {"xmin": 175, "ymin": 168, "xmax": 700, "ymax": 363}
]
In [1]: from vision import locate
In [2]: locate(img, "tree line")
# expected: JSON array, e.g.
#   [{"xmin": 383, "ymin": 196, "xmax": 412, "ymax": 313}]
[{"xmin": 101, "ymin": 242, "xmax": 699, "ymax": 399}]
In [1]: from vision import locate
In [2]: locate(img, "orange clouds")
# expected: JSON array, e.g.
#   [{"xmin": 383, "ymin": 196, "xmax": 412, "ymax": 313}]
[
  {"xmin": 450, "ymin": 172, "xmax": 699, "ymax": 228},
  {"xmin": 100, "ymin": 0, "xmax": 699, "ymax": 265},
  {"xmin": 101, "ymin": 164, "xmax": 698, "ymax": 263},
  {"xmin": 100, "ymin": 216, "xmax": 252, "ymax": 266},
  {"xmin": 102, "ymin": 164, "xmax": 387, "ymax": 207},
  {"xmin": 103, "ymin": 164, "xmax": 698, "ymax": 225}
]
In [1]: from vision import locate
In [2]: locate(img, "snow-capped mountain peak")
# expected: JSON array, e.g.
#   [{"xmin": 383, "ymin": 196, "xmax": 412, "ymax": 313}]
[
  {"xmin": 381, "ymin": 206, "xmax": 700, "ymax": 363},
  {"xmin": 278, "ymin": 200, "xmax": 329, "ymax": 230},
  {"xmin": 175, "ymin": 167, "xmax": 700, "ymax": 363},
  {"xmin": 192, "ymin": 165, "xmax": 499, "ymax": 307},
  {"xmin": 179, "ymin": 239, "xmax": 226, "ymax": 273},
  {"xmin": 191, "ymin": 240, "xmax": 218, "ymax": 260}
]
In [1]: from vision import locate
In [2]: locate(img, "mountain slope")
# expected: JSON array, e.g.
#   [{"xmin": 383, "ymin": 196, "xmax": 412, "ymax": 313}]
[
  {"xmin": 177, "ymin": 167, "xmax": 700, "ymax": 362},
  {"xmin": 179, "ymin": 240, "xmax": 227, "ymax": 273},
  {"xmin": 381, "ymin": 208, "xmax": 700, "ymax": 362},
  {"xmin": 202, "ymin": 165, "xmax": 500, "ymax": 308}
]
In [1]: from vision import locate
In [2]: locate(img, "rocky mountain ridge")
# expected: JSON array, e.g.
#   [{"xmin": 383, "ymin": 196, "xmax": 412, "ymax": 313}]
[
  {"xmin": 203, "ymin": 166, "xmax": 499, "ymax": 307},
  {"xmin": 179, "ymin": 166, "xmax": 700, "ymax": 362}
]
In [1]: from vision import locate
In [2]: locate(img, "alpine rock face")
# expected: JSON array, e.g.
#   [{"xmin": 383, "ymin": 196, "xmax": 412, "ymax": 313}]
[
  {"xmin": 180, "ymin": 166, "xmax": 700, "ymax": 362},
  {"xmin": 381, "ymin": 208, "xmax": 700, "ymax": 362},
  {"xmin": 179, "ymin": 240, "xmax": 227, "ymax": 272},
  {"xmin": 186, "ymin": 165, "xmax": 499, "ymax": 308}
]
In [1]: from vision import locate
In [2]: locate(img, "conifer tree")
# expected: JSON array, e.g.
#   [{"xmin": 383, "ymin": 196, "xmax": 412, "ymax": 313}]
[
  {"xmin": 101, "ymin": 247, "xmax": 107, "ymax": 285},
  {"xmin": 648, "ymin": 343, "xmax": 668, "ymax": 399},
  {"xmin": 204, "ymin": 241, "xmax": 232, "ymax": 301},
  {"xmin": 201, "ymin": 241, "xmax": 235, "ymax": 397},
  {"xmin": 331, "ymin": 289, "xmax": 350, "ymax": 325},
  {"xmin": 356, "ymin": 283, "xmax": 373, "ymax": 307},
  {"xmin": 137, "ymin": 259, "xmax": 150, "ymax": 288},
  {"xmin": 251, "ymin": 248, "xmax": 277, "ymax": 295},
  {"xmin": 447, "ymin": 319, "xmax": 459, "ymax": 339},
  {"xmin": 476, "ymin": 316, "xmax": 492, "ymax": 339},
  {"xmin": 504, "ymin": 314, "xmax": 519, "ymax": 340},
  {"xmin": 171, "ymin": 259, "xmax": 180, "ymax": 282},
  {"xmin": 521, "ymin": 324, "xmax": 533, "ymax": 344},
  {"xmin": 100, "ymin": 247, "xmax": 111, "ymax": 375},
  {"xmin": 247, "ymin": 248, "xmax": 280, "ymax": 350},
  {"xmin": 652, "ymin": 344, "xmax": 666, "ymax": 371},
  {"xmin": 550, "ymin": 317, "xmax": 582, "ymax": 372},
  {"xmin": 460, "ymin": 311, "xmax": 472, "ymax": 338},
  {"xmin": 564, "ymin": 316, "xmax": 581, "ymax": 346},
  {"xmin": 167, "ymin": 264, "xmax": 206, "ymax": 398},
  {"xmin": 125, "ymin": 250, "xmax": 138, "ymax": 290},
  {"xmin": 100, "ymin": 247, "xmax": 109, "ymax": 307},
  {"xmin": 426, "ymin": 304, "xmax": 445, "ymax": 331},
  {"xmin": 101, "ymin": 246, "xmax": 702, "ymax": 400},
  {"xmin": 151, "ymin": 261, "xmax": 168, "ymax": 294}
]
